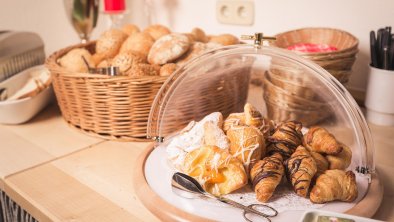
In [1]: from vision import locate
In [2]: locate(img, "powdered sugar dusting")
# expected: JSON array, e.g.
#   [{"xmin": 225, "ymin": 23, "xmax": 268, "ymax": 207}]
[{"xmin": 166, "ymin": 112, "xmax": 228, "ymax": 169}]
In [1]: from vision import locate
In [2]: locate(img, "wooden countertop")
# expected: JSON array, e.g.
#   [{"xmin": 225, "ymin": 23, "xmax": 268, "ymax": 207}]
[{"xmin": 1, "ymin": 104, "xmax": 393, "ymax": 222}]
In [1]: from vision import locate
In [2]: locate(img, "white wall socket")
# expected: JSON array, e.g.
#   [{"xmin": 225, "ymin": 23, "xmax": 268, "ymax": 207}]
[{"xmin": 216, "ymin": 0, "xmax": 255, "ymax": 26}]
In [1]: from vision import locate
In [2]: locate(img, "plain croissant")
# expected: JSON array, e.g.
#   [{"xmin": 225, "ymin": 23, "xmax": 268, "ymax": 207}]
[
  {"xmin": 310, "ymin": 169, "xmax": 358, "ymax": 203},
  {"xmin": 303, "ymin": 127, "xmax": 342, "ymax": 155},
  {"xmin": 326, "ymin": 143, "xmax": 352, "ymax": 170},
  {"xmin": 250, "ymin": 153, "xmax": 284, "ymax": 202}
]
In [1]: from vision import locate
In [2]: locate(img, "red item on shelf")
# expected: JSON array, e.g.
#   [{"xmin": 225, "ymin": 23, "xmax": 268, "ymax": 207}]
[
  {"xmin": 104, "ymin": 0, "xmax": 125, "ymax": 12},
  {"xmin": 287, "ymin": 43, "xmax": 338, "ymax": 53}
]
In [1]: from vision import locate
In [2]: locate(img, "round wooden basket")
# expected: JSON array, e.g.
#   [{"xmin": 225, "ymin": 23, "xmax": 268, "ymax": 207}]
[
  {"xmin": 274, "ymin": 27, "xmax": 359, "ymax": 84},
  {"xmin": 46, "ymin": 42, "xmax": 168, "ymax": 141}
]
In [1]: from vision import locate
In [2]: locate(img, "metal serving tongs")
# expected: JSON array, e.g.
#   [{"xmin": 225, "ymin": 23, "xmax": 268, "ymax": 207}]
[{"xmin": 171, "ymin": 172, "xmax": 278, "ymax": 222}]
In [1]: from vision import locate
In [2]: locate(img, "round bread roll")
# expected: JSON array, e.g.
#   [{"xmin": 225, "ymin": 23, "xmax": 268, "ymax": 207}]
[
  {"xmin": 121, "ymin": 24, "xmax": 140, "ymax": 36},
  {"xmin": 59, "ymin": 48, "xmax": 95, "ymax": 73},
  {"xmin": 143, "ymin": 24, "xmax": 171, "ymax": 40},
  {"xmin": 120, "ymin": 32, "xmax": 155, "ymax": 59},
  {"xmin": 95, "ymin": 29, "xmax": 128, "ymax": 59},
  {"xmin": 209, "ymin": 34, "xmax": 239, "ymax": 45},
  {"xmin": 191, "ymin": 27, "xmax": 208, "ymax": 43},
  {"xmin": 160, "ymin": 63, "xmax": 178, "ymax": 76},
  {"xmin": 176, "ymin": 42, "xmax": 207, "ymax": 66},
  {"xmin": 97, "ymin": 59, "xmax": 112, "ymax": 68},
  {"xmin": 112, "ymin": 51, "xmax": 147, "ymax": 74},
  {"xmin": 127, "ymin": 63, "xmax": 160, "ymax": 76},
  {"xmin": 183, "ymin": 33, "xmax": 196, "ymax": 43},
  {"xmin": 91, "ymin": 53, "xmax": 106, "ymax": 66},
  {"xmin": 148, "ymin": 33, "xmax": 191, "ymax": 65}
]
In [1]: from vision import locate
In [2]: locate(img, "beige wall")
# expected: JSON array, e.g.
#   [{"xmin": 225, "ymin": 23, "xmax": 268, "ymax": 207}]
[{"xmin": 1, "ymin": 0, "xmax": 393, "ymax": 93}]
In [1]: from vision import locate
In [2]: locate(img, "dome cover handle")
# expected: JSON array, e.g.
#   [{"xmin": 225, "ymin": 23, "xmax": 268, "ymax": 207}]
[{"xmin": 241, "ymin": 33, "xmax": 276, "ymax": 48}]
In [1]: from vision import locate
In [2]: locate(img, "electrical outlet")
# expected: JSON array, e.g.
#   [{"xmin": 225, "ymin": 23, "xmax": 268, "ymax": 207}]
[{"xmin": 216, "ymin": 0, "xmax": 254, "ymax": 26}]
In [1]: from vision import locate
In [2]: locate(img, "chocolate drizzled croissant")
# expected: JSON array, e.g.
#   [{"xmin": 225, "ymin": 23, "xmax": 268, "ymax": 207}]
[
  {"xmin": 267, "ymin": 121, "xmax": 303, "ymax": 159},
  {"xmin": 250, "ymin": 153, "xmax": 284, "ymax": 202},
  {"xmin": 285, "ymin": 145, "xmax": 317, "ymax": 197}
]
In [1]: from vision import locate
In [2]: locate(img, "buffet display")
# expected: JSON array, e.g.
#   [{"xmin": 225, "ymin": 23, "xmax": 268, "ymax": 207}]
[{"xmin": 0, "ymin": 16, "xmax": 374, "ymax": 220}]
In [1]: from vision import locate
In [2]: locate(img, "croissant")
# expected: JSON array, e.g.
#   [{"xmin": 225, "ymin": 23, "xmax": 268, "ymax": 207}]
[
  {"xmin": 182, "ymin": 145, "xmax": 248, "ymax": 196},
  {"xmin": 326, "ymin": 143, "xmax": 352, "ymax": 170},
  {"xmin": 227, "ymin": 125, "xmax": 265, "ymax": 169},
  {"xmin": 303, "ymin": 127, "xmax": 342, "ymax": 155},
  {"xmin": 310, "ymin": 151, "xmax": 329, "ymax": 176},
  {"xmin": 285, "ymin": 145, "xmax": 317, "ymax": 197},
  {"xmin": 310, "ymin": 170, "xmax": 358, "ymax": 203},
  {"xmin": 250, "ymin": 153, "xmax": 284, "ymax": 202},
  {"xmin": 244, "ymin": 103, "xmax": 275, "ymax": 138},
  {"xmin": 267, "ymin": 121, "xmax": 303, "ymax": 159}
]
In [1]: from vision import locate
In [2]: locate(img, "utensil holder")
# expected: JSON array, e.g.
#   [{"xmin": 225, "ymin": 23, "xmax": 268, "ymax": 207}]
[{"xmin": 365, "ymin": 66, "xmax": 394, "ymax": 126}]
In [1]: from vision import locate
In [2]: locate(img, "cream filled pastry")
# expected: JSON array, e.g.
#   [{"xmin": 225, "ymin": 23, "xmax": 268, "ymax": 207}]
[
  {"xmin": 182, "ymin": 145, "xmax": 247, "ymax": 196},
  {"xmin": 166, "ymin": 112, "xmax": 229, "ymax": 169}
]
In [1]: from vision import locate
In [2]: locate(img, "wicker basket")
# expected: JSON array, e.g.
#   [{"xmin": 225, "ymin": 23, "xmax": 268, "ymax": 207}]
[
  {"xmin": 274, "ymin": 27, "xmax": 359, "ymax": 84},
  {"xmin": 263, "ymin": 72, "xmax": 331, "ymax": 126},
  {"xmin": 46, "ymin": 42, "xmax": 168, "ymax": 141},
  {"xmin": 274, "ymin": 28, "xmax": 358, "ymax": 56},
  {"xmin": 268, "ymin": 70, "xmax": 319, "ymax": 100},
  {"xmin": 265, "ymin": 98, "xmax": 330, "ymax": 126},
  {"xmin": 46, "ymin": 42, "xmax": 252, "ymax": 141}
]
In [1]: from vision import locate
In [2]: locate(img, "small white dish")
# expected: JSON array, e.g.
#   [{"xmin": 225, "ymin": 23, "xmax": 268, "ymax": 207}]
[
  {"xmin": 299, "ymin": 209, "xmax": 382, "ymax": 222},
  {"xmin": 0, "ymin": 65, "xmax": 54, "ymax": 124}
]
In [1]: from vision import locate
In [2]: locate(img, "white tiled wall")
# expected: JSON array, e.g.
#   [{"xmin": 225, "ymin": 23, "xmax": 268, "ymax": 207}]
[{"xmin": 1, "ymin": 0, "xmax": 393, "ymax": 93}]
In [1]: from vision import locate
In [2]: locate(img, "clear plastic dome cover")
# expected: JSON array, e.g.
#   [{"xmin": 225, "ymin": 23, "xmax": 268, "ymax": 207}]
[{"xmin": 147, "ymin": 44, "xmax": 374, "ymax": 175}]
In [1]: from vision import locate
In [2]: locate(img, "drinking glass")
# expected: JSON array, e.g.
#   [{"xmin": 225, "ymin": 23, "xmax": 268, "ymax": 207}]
[{"xmin": 63, "ymin": 0, "xmax": 99, "ymax": 43}]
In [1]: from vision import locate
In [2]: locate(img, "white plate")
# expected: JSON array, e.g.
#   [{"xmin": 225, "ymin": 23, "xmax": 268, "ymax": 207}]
[{"xmin": 145, "ymin": 145, "xmax": 369, "ymax": 222}]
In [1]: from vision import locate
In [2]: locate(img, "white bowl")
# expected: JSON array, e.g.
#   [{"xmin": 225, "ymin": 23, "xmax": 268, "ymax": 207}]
[
  {"xmin": 299, "ymin": 209, "xmax": 382, "ymax": 222},
  {"xmin": 0, "ymin": 65, "xmax": 54, "ymax": 124}
]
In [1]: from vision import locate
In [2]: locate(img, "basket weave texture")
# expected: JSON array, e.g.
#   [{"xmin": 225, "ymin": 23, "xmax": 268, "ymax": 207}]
[{"xmin": 46, "ymin": 42, "xmax": 167, "ymax": 141}]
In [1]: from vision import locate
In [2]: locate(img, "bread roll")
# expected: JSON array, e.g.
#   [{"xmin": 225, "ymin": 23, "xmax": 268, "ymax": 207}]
[{"xmin": 59, "ymin": 48, "xmax": 95, "ymax": 72}]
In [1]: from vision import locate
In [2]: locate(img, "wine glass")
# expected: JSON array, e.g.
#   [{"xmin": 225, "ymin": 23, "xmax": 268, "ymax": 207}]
[{"xmin": 63, "ymin": 0, "xmax": 99, "ymax": 43}]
